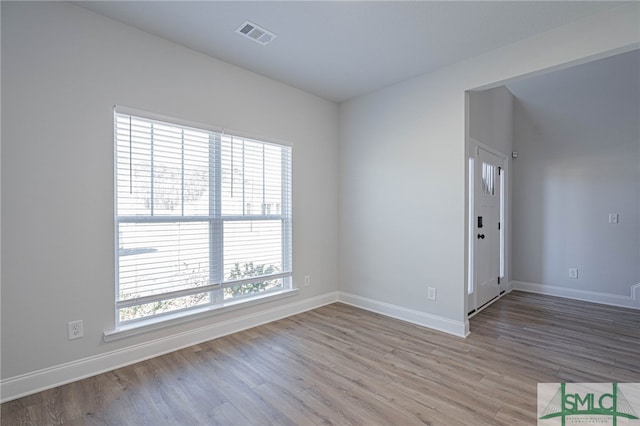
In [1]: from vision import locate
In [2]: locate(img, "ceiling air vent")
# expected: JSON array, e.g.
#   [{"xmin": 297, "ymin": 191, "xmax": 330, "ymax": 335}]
[{"xmin": 235, "ymin": 20, "xmax": 277, "ymax": 46}]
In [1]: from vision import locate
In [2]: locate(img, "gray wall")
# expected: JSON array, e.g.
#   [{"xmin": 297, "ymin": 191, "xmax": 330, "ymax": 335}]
[
  {"xmin": 509, "ymin": 49, "xmax": 640, "ymax": 296},
  {"xmin": 1, "ymin": 2, "xmax": 339, "ymax": 380},
  {"xmin": 339, "ymin": 4, "xmax": 638, "ymax": 329},
  {"xmin": 468, "ymin": 86, "xmax": 514, "ymax": 156}
]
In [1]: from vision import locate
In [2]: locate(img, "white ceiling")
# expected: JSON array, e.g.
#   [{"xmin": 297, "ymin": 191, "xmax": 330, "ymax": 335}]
[{"xmin": 77, "ymin": 1, "xmax": 624, "ymax": 103}]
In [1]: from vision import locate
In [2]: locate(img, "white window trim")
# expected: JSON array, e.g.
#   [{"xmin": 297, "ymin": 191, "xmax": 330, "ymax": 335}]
[{"xmin": 104, "ymin": 288, "xmax": 298, "ymax": 342}]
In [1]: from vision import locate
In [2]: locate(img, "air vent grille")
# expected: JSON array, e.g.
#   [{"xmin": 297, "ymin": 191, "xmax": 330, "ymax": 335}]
[{"xmin": 235, "ymin": 20, "xmax": 277, "ymax": 46}]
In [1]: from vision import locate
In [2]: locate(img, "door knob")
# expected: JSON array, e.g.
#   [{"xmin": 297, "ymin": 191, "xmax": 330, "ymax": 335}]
[{"xmin": 477, "ymin": 234, "xmax": 485, "ymax": 239}]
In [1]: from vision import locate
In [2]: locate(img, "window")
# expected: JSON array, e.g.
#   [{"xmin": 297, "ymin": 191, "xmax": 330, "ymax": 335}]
[
  {"xmin": 481, "ymin": 162, "xmax": 496, "ymax": 196},
  {"xmin": 114, "ymin": 109, "xmax": 292, "ymax": 325}
]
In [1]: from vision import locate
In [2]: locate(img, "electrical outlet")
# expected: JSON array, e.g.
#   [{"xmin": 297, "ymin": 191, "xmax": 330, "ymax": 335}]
[
  {"xmin": 68, "ymin": 320, "xmax": 84, "ymax": 340},
  {"xmin": 608, "ymin": 213, "xmax": 619, "ymax": 224},
  {"xmin": 304, "ymin": 275, "xmax": 311, "ymax": 287},
  {"xmin": 569, "ymin": 268, "xmax": 578, "ymax": 279},
  {"xmin": 427, "ymin": 287, "xmax": 437, "ymax": 301}
]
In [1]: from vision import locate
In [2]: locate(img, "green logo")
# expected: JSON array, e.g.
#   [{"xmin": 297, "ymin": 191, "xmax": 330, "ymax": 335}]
[{"xmin": 539, "ymin": 383, "xmax": 639, "ymax": 425}]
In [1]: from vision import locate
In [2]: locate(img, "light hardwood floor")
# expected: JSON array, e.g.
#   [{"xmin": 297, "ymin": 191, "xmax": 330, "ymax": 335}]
[{"xmin": 2, "ymin": 291, "xmax": 639, "ymax": 425}]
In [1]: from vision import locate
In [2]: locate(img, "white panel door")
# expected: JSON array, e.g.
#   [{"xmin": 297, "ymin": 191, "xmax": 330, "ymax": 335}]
[{"xmin": 474, "ymin": 148, "xmax": 502, "ymax": 309}]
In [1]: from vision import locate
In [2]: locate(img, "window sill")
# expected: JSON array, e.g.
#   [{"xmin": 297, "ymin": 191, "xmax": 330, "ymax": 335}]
[{"xmin": 103, "ymin": 288, "xmax": 299, "ymax": 342}]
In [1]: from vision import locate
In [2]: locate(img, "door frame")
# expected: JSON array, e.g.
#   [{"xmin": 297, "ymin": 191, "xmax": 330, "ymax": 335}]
[{"xmin": 466, "ymin": 138, "xmax": 510, "ymax": 317}]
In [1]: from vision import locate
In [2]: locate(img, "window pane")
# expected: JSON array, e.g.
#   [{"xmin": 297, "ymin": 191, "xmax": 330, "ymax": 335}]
[
  {"xmin": 116, "ymin": 117, "xmax": 152, "ymax": 216},
  {"xmin": 183, "ymin": 130, "xmax": 211, "ymax": 216},
  {"xmin": 263, "ymin": 144, "xmax": 283, "ymax": 215},
  {"xmin": 151, "ymin": 123, "xmax": 184, "ymax": 215},
  {"xmin": 115, "ymin": 115, "xmax": 211, "ymax": 217},
  {"xmin": 242, "ymin": 140, "xmax": 265, "ymax": 215},
  {"xmin": 221, "ymin": 135, "xmax": 244, "ymax": 215},
  {"xmin": 482, "ymin": 162, "xmax": 495, "ymax": 196},
  {"xmin": 119, "ymin": 292, "xmax": 211, "ymax": 322},
  {"xmin": 220, "ymin": 136, "xmax": 284, "ymax": 216},
  {"xmin": 223, "ymin": 220, "xmax": 283, "ymax": 281},
  {"xmin": 118, "ymin": 222, "xmax": 212, "ymax": 301},
  {"xmin": 224, "ymin": 278, "xmax": 283, "ymax": 300}
]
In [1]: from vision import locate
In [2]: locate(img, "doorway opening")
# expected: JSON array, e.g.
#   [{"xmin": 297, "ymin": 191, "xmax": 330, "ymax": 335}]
[{"xmin": 468, "ymin": 142, "xmax": 507, "ymax": 316}]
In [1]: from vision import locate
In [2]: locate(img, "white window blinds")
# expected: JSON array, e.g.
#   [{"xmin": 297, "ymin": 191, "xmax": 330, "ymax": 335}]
[{"xmin": 115, "ymin": 110, "xmax": 292, "ymax": 324}]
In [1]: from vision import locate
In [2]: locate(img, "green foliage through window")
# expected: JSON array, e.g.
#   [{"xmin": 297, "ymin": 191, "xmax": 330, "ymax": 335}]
[{"xmin": 225, "ymin": 262, "xmax": 281, "ymax": 298}]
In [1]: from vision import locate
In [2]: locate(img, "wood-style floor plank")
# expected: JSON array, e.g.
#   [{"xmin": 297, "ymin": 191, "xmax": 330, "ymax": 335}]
[{"xmin": 2, "ymin": 291, "xmax": 639, "ymax": 425}]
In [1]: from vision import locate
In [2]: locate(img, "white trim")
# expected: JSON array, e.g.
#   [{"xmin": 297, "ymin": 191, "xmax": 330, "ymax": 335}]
[
  {"xmin": 105, "ymin": 288, "xmax": 299, "ymax": 341},
  {"xmin": 0, "ymin": 292, "xmax": 338, "ymax": 403},
  {"xmin": 467, "ymin": 156, "xmax": 475, "ymax": 298},
  {"xmin": 511, "ymin": 281, "xmax": 640, "ymax": 310},
  {"xmin": 338, "ymin": 291, "xmax": 469, "ymax": 338},
  {"xmin": 468, "ymin": 137, "xmax": 509, "ymax": 160}
]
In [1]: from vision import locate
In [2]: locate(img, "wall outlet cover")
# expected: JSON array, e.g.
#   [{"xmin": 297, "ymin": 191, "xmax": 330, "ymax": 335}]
[
  {"xmin": 569, "ymin": 268, "xmax": 578, "ymax": 279},
  {"xmin": 68, "ymin": 320, "xmax": 84, "ymax": 340},
  {"xmin": 427, "ymin": 287, "xmax": 437, "ymax": 301}
]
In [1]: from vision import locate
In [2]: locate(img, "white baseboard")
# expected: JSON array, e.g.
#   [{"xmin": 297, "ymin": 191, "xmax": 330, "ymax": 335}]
[
  {"xmin": 0, "ymin": 291, "xmax": 339, "ymax": 403},
  {"xmin": 337, "ymin": 291, "xmax": 469, "ymax": 338},
  {"xmin": 511, "ymin": 281, "xmax": 640, "ymax": 310}
]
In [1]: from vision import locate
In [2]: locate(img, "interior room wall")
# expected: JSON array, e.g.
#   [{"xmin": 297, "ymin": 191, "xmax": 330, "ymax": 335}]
[
  {"xmin": 509, "ymin": 49, "xmax": 640, "ymax": 299},
  {"xmin": 338, "ymin": 3, "xmax": 639, "ymax": 332},
  {"xmin": 1, "ymin": 1, "xmax": 338, "ymax": 388},
  {"xmin": 468, "ymin": 86, "xmax": 514, "ymax": 156}
]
